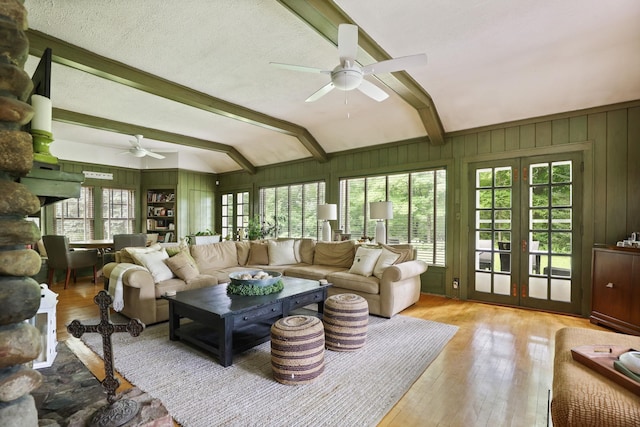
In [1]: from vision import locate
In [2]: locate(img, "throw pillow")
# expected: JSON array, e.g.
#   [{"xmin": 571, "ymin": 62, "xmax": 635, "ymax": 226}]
[
  {"xmin": 298, "ymin": 238, "xmax": 316, "ymax": 264},
  {"xmin": 381, "ymin": 244, "xmax": 414, "ymax": 264},
  {"xmin": 349, "ymin": 246, "xmax": 382, "ymax": 277},
  {"xmin": 132, "ymin": 249, "xmax": 174, "ymax": 283},
  {"xmin": 313, "ymin": 240, "xmax": 356, "ymax": 268},
  {"xmin": 236, "ymin": 241, "xmax": 251, "ymax": 265},
  {"xmin": 247, "ymin": 241, "xmax": 269, "ymax": 265},
  {"xmin": 373, "ymin": 248, "xmax": 401, "ymax": 279},
  {"xmin": 165, "ymin": 250, "xmax": 200, "ymax": 282},
  {"xmin": 120, "ymin": 243, "xmax": 163, "ymax": 264},
  {"xmin": 268, "ymin": 239, "xmax": 298, "ymax": 265}
]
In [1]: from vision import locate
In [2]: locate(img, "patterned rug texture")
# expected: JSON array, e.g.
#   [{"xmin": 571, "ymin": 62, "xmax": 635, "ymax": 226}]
[{"xmin": 80, "ymin": 314, "xmax": 458, "ymax": 427}]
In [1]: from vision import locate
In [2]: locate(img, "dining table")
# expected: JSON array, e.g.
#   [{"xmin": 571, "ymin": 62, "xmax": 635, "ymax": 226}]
[{"xmin": 69, "ymin": 239, "xmax": 114, "ymax": 253}]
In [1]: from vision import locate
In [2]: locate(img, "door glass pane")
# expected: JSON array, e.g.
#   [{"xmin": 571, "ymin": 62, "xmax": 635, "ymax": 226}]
[
  {"xmin": 551, "ymin": 278, "xmax": 571, "ymax": 302},
  {"xmin": 475, "ymin": 271, "xmax": 491, "ymax": 293},
  {"xmin": 473, "ymin": 166, "xmax": 513, "ymax": 296},
  {"xmin": 529, "ymin": 277, "xmax": 548, "ymax": 299},
  {"xmin": 528, "ymin": 161, "xmax": 573, "ymax": 302},
  {"xmin": 494, "ymin": 274, "xmax": 510, "ymax": 295}
]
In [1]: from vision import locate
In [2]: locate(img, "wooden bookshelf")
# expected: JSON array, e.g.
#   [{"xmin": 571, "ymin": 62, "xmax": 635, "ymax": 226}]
[{"xmin": 146, "ymin": 189, "xmax": 176, "ymax": 242}]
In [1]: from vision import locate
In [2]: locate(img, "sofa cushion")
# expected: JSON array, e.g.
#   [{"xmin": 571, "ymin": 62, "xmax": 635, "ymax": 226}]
[
  {"xmin": 298, "ymin": 239, "xmax": 315, "ymax": 264},
  {"xmin": 284, "ymin": 264, "xmax": 347, "ymax": 281},
  {"xmin": 236, "ymin": 241, "xmax": 250, "ymax": 265},
  {"xmin": 247, "ymin": 241, "xmax": 269, "ymax": 265},
  {"xmin": 313, "ymin": 241, "xmax": 355, "ymax": 268},
  {"xmin": 268, "ymin": 239, "xmax": 297, "ymax": 265},
  {"xmin": 132, "ymin": 249, "xmax": 174, "ymax": 283},
  {"xmin": 349, "ymin": 246, "xmax": 382, "ymax": 277},
  {"xmin": 165, "ymin": 250, "xmax": 200, "ymax": 282},
  {"xmin": 327, "ymin": 271, "xmax": 380, "ymax": 294},
  {"xmin": 373, "ymin": 247, "xmax": 401, "ymax": 279},
  {"xmin": 191, "ymin": 240, "xmax": 239, "ymax": 270}
]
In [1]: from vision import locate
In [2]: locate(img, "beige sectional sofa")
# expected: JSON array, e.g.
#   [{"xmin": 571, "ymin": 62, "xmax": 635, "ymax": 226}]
[{"xmin": 103, "ymin": 239, "xmax": 427, "ymax": 325}]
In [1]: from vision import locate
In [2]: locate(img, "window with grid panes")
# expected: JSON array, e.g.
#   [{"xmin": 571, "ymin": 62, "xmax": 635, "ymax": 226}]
[
  {"xmin": 221, "ymin": 191, "xmax": 249, "ymax": 240},
  {"xmin": 102, "ymin": 188, "xmax": 135, "ymax": 239},
  {"xmin": 259, "ymin": 181, "xmax": 325, "ymax": 239},
  {"xmin": 54, "ymin": 186, "xmax": 94, "ymax": 241},
  {"xmin": 339, "ymin": 168, "xmax": 447, "ymax": 265}
]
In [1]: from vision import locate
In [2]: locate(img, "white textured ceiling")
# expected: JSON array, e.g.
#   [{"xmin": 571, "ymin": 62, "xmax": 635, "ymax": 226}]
[{"xmin": 23, "ymin": 0, "xmax": 640, "ymax": 173}]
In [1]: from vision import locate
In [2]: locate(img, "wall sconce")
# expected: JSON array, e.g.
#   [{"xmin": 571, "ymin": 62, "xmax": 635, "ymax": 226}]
[
  {"xmin": 370, "ymin": 201, "xmax": 393, "ymax": 244},
  {"xmin": 317, "ymin": 204, "xmax": 337, "ymax": 242}
]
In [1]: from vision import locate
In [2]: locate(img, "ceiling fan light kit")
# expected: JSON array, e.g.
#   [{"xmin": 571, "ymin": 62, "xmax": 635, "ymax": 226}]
[
  {"xmin": 121, "ymin": 134, "xmax": 167, "ymax": 159},
  {"xmin": 271, "ymin": 24, "xmax": 427, "ymax": 103}
]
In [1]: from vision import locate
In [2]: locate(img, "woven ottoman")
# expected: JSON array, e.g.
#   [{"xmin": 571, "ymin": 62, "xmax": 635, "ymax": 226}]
[
  {"xmin": 270, "ymin": 315, "xmax": 325, "ymax": 385},
  {"xmin": 323, "ymin": 293, "xmax": 369, "ymax": 351}
]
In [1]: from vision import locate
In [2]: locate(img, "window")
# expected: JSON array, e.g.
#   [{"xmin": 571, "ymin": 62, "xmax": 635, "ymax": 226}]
[
  {"xmin": 102, "ymin": 188, "xmax": 135, "ymax": 239},
  {"xmin": 259, "ymin": 181, "xmax": 326, "ymax": 239},
  {"xmin": 54, "ymin": 186, "xmax": 94, "ymax": 241},
  {"xmin": 339, "ymin": 169, "xmax": 447, "ymax": 265},
  {"xmin": 221, "ymin": 191, "xmax": 249, "ymax": 240}
]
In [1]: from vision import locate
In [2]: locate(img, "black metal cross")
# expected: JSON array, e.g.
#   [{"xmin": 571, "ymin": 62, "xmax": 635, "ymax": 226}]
[{"xmin": 67, "ymin": 290, "xmax": 145, "ymax": 426}]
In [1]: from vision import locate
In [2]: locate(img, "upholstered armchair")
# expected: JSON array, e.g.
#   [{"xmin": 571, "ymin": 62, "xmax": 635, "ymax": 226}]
[{"xmin": 42, "ymin": 235, "xmax": 99, "ymax": 289}]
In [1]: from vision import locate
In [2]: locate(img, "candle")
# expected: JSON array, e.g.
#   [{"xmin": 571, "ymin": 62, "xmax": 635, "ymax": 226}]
[{"xmin": 31, "ymin": 94, "xmax": 52, "ymax": 133}]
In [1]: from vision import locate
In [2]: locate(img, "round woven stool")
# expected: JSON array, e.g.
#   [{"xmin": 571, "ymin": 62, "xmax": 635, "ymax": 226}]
[
  {"xmin": 323, "ymin": 293, "xmax": 369, "ymax": 351},
  {"xmin": 270, "ymin": 315, "xmax": 325, "ymax": 385}
]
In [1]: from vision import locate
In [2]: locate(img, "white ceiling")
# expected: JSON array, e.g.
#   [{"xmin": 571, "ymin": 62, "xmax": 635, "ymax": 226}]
[{"xmin": 23, "ymin": 0, "xmax": 640, "ymax": 174}]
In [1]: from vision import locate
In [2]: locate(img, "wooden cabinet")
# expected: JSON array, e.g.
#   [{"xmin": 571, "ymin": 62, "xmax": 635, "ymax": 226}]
[
  {"xmin": 590, "ymin": 246, "xmax": 640, "ymax": 335},
  {"xmin": 145, "ymin": 189, "xmax": 176, "ymax": 242}
]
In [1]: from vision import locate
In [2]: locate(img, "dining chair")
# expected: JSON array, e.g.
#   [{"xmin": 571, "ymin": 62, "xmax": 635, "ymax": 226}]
[{"xmin": 42, "ymin": 235, "xmax": 99, "ymax": 289}]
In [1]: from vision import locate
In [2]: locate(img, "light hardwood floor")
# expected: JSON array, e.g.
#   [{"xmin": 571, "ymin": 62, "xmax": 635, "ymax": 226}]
[{"xmin": 51, "ymin": 278, "xmax": 605, "ymax": 427}]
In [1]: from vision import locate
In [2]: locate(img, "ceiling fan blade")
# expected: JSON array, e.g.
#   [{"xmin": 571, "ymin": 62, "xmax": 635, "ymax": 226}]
[
  {"xmin": 305, "ymin": 82, "xmax": 335, "ymax": 103},
  {"xmin": 144, "ymin": 150, "xmax": 165, "ymax": 160},
  {"xmin": 357, "ymin": 79, "xmax": 389, "ymax": 102},
  {"xmin": 362, "ymin": 53, "xmax": 427, "ymax": 75},
  {"xmin": 269, "ymin": 62, "xmax": 329, "ymax": 74},
  {"xmin": 338, "ymin": 24, "xmax": 358, "ymax": 65}
]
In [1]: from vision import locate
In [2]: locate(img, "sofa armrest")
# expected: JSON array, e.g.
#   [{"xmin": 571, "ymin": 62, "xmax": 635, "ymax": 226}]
[
  {"xmin": 381, "ymin": 260, "xmax": 427, "ymax": 284},
  {"xmin": 378, "ymin": 260, "xmax": 428, "ymax": 317}
]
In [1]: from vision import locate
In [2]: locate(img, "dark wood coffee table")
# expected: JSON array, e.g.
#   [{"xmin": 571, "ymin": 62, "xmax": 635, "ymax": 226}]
[{"xmin": 163, "ymin": 276, "xmax": 330, "ymax": 367}]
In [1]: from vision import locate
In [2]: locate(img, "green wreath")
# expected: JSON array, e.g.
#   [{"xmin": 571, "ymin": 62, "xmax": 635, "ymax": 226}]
[{"xmin": 227, "ymin": 280, "xmax": 284, "ymax": 296}]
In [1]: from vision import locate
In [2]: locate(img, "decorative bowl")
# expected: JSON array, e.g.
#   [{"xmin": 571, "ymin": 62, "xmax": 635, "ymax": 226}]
[{"xmin": 229, "ymin": 270, "xmax": 282, "ymax": 287}]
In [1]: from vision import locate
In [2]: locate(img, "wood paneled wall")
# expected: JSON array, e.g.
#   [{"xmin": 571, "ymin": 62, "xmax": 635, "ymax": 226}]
[{"xmin": 219, "ymin": 101, "xmax": 640, "ymax": 314}]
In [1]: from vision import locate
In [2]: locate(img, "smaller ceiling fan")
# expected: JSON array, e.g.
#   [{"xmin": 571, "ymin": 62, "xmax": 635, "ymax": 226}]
[
  {"xmin": 120, "ymin": 135, "xmax": 168, "ymax": 159},
  {"xmin": 270, "ymin": 23, "xmax": 427, "ymax": 103}
]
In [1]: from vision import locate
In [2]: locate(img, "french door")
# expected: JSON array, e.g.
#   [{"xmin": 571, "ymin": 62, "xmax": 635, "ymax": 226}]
[{"xmin": 468, "ymin": 153, "xmax": 582, "ymax": 314}]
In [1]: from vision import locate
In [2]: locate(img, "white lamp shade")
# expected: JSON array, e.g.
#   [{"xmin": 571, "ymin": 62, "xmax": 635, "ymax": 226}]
[
  {"xmin": 317, "ymin": 204, "xmax": 337, "ymax": 221},
  {"xmin": 370, "ymin": 201, "xmax": 393, "ymax": 220}
]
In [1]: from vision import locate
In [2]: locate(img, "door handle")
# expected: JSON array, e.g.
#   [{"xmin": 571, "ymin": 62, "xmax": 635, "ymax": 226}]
[{"xmin": 606, "ymin": 282, "xmax": 614, "ymax": 288}]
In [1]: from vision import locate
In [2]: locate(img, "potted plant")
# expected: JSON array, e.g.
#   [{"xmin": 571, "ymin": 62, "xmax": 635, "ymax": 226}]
[{"xmin": 247, "ymin": 215, "xmax": 282, "ymax": 240}]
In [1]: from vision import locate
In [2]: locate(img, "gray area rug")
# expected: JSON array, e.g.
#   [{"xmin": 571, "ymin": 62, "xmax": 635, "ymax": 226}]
[{"xmin": 80, "ymin": 314, "xmax": 457, "ymax": 427}]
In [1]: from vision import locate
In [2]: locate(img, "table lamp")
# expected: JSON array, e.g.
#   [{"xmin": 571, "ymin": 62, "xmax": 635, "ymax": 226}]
[
  {"xmin": 317, "ymin": 204, "xmax": 337, "ymax": 241},
  {"xmin": 370, "ymin": 201, "xmax": 393, "ymax": 244}
]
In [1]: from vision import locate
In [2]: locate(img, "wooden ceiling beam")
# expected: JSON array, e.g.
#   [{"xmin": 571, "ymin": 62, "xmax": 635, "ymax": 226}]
[
  {"xmin": 27, "ymin": 29, "xmax": 328, "ymax": 165},
  {"xmin": 53, "ymin": 108, "xmax": 256, "ymax": 174},
  {"xmin": 277, "ymin": 0, "xmax": 446, "ymax": 145}
]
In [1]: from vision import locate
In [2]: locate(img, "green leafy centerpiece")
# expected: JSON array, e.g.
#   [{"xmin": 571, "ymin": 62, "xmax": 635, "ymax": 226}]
[{"xmin": 227, "ymin": 270, "xmax": 284, "ymax": 296}]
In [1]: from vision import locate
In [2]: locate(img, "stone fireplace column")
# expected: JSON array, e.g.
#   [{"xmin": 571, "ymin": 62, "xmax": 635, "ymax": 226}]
[{"xmin": 0, "ymin": 1, "xmax": 50, "ymax": 425}]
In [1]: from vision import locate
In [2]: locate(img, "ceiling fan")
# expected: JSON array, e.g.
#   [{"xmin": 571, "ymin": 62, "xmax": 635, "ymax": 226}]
[
  {"xmin": 270, "ymin": 23, "xmax": 427, "ymax": 103},
  {"xmin": 120, "ymin": 135, "xmax": 168, "ymax": 159}
]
